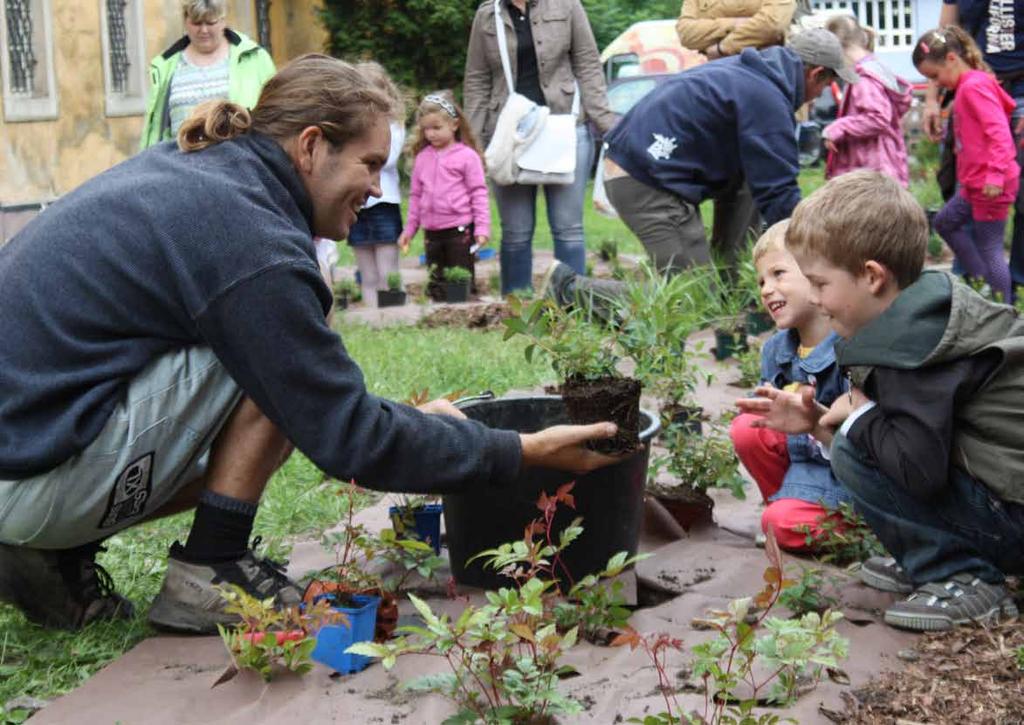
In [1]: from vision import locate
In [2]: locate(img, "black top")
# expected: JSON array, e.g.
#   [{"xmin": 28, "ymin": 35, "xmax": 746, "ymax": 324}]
[
  {"xmin": 0, "ymin": 133, "xmax": 522, "ymax": 490},
  {"xmin": 506, "ymin": 0, "xmax": 545, "ymax": 106}
]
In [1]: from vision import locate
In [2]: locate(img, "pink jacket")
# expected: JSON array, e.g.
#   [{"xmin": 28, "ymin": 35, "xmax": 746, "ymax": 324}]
[
  {"xmin": 953, "ymin": 69, "xmax": 1020, "ymax": 216},
  {"xmin": 403, "ymin": 142, "xmax": 490, "ymax": 239},
  {"xmin": 825, "ymin": 55, "xmax": 911, "ymax": 186}
]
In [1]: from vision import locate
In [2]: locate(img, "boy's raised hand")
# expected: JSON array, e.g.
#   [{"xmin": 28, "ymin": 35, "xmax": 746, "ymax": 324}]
[
  {"xmin": 735, "ymin": 384, "xmax": 823, "ymax": 435},
  {"xmin": 819, "ymin": 386, "xmax": 870, "ymax": 429}
]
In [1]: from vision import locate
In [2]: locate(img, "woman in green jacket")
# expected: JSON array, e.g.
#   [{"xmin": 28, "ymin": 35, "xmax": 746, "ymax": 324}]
[{"xmin": 140, "ymin": 0, "xmax": 275, "ymax": 149}]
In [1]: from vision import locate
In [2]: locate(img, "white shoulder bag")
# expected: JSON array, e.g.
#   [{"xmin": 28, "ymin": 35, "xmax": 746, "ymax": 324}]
[{"xmin": 484, "ymin": 0, "xmax": 580, "ymax": 186}]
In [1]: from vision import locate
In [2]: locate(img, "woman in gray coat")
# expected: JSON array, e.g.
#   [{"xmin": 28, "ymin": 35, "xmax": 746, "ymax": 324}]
[{"xmin": 464, "ymin": 0, "xmax": 615, "ymax": 294}]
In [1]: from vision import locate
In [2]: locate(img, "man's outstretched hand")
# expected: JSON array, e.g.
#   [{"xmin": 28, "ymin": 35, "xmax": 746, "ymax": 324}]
[{"xmin": 520, "ymin": 422, "xmax": 623, "ymax": 474}]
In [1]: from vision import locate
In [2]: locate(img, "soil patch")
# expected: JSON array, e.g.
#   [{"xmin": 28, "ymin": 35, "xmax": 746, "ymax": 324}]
[
  {"xmin": 560, "ymin": 375, "xmax": 641, "ymax": 454},
  {"xmin": 831, "ymin": 619, "xmax": 1024, "ymax": 724},
  {"xmin": 418, "ymin": 302, "xmax": 513, "ymax": 331}
]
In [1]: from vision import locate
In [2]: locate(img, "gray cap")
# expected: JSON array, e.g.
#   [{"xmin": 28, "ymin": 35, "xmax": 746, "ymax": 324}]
[{"xmin": 789, "ymin": 28, "xmax": 860, "ymax": 84}]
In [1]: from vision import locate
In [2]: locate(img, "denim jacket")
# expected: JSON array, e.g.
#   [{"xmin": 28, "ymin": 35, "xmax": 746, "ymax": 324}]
[{"xmin": 760, "ymin": 329, "xmax": 851, "ymax": 509}]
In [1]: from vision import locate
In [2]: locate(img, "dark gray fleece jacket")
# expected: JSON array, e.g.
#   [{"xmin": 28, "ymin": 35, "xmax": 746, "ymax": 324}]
[{"xmin": 0, "ymin": 133, "xmax": 521, "ymax": 491}]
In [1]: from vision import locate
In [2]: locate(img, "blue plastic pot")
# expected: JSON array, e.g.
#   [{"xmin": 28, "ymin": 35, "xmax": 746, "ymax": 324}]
[
  {"xmin": 388, "ymin": 503, "xmax": 443, "ymax": 554},
  {"xmin": 311, "ymin": 593, "xmax": 380, "ymax": 674}
]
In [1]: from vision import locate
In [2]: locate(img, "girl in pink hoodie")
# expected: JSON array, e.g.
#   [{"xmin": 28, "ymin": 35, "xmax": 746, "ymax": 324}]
[
  {"xmin": 824, "ymin": 16, "xmax": 912, "ymax": 186},
  {"xmin": 914, "ymin": 26, "xmax": 1020, "ymax": 302},
  {"xmin": 398, "ymin": 92, "xmax": 490, "ymax": 301}
]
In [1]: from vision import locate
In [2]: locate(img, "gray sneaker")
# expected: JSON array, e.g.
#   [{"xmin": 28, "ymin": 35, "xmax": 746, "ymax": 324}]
[
  {"xmin": 148, "ymin": 542, "xmax": 303, "ymax": 634},
  {"xmin": 538, "ymin": 259, "xmax": 576, "ymax": 306},
  {"xmin": 859, "ymin": 556, "xmax": 914, "ymax": 594},
  {"xmin": 0, "ymin": 541, "xmax": 134, "ymax": 630},
  {"xmin": 884, "ymin": 573, "xmax": 1019, "ymax": 632}
]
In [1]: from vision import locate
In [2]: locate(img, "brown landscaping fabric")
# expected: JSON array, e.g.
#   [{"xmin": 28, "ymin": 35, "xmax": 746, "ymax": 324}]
[{"xmin": 32, "ymin": 330, "xmax": 921, "ymax": 725}]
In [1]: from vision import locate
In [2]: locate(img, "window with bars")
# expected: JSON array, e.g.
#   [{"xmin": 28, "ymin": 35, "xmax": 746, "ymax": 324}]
[
  {"xmin": 5, "ymin": 0, "xmax": 36, "ymax": 94},
  {"xmin": 811, "ymin": 0, "xmax": 915, "ymax": 50},
  {"xmin": 1, "ymin": 0, "xmax": 57, "ymax": 120},
  {"xmin": 106, "ymin": 0, "xmax": 130, "ymax": 94},
  {"xmin": 100, "ymin": 0, "xmax": 147, "ymax": 115}
]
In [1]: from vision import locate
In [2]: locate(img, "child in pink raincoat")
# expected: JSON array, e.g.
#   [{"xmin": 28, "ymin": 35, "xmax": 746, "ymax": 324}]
[
  {"xmin": 824, "ymin": 15, "xmax": 912, "ymax": 186},
  {"xmin": 914, "ymin": 26, "xmax": 1020, "ymax": 303}
]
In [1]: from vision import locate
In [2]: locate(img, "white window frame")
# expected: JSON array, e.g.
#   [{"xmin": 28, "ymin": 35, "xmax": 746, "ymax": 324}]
[
  {"xmin": 99, "ymin": 0, "xmax": 148, "ymax": 116},
  {"xmin": 0, "ymin": 0, "xmax": 59, "ymax": 122}
]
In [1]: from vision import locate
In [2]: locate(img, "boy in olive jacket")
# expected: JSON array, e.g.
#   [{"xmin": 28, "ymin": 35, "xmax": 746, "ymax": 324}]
[{"xmin": 740, "ymin": 170, "xmax": 1024, "ymax": 632}]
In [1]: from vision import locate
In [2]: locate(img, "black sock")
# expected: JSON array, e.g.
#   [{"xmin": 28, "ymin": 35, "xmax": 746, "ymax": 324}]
[{"xmin": 182, "ymin": 490, "xmax": 258, "ymax": 564}]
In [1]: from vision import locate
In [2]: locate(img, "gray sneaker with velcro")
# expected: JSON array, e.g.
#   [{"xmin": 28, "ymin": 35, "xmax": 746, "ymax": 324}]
[
  {"xmin": 884, "ymin": 573, "xmax": 1018, "ymax": 632},
  {"xmin": 859, "ymin": 555, "xmax": 914, "ymax": 594}
]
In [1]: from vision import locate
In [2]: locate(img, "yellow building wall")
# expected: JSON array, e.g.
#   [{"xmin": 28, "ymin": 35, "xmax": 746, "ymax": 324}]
[
  {"xmin": 269, "ymin": 0, "xmax": 328, "ymax": 66},
  {"xmin": 0, "ymin": 0, "xmax": 324, "ymax": 207}
]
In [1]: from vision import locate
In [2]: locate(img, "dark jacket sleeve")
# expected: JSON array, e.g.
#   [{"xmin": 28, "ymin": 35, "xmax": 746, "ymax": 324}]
[
  {"xmin": 845, "ymin": 353, "xmax": 999, "ymax": 499},
  {"xmin": 195, "ymin": 263, "xmax": 522, "ymax": 493}
]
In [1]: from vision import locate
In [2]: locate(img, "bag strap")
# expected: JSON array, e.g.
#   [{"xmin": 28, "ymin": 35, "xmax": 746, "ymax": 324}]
[{"xmin": 494, "ymin": 0, "xmax": 580, "ymax": 117}]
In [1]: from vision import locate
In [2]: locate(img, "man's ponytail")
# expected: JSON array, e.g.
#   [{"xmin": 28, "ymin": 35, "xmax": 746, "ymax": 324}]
[{"xmin": 177, "ymin": 100, "xmax": 253, "ymax": 152}]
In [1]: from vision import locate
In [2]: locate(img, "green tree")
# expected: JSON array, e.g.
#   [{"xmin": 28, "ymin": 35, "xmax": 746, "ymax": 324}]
[
  {"xmin": 320, "ymin": 0, "xmax": 478, "ymax": 95},
  {"xmin": 319, "ymin": 0, "xmax": 682, "ymax": 97}
]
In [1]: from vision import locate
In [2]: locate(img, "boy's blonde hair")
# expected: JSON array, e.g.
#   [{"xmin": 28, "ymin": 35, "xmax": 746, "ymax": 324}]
[
  {"xmin": 786, "ymin": 170, "xmax": 927, "ymax": 289},
  {"xmin": 752, "ymin": 220, "xmax": 790, "ymax": 266}
]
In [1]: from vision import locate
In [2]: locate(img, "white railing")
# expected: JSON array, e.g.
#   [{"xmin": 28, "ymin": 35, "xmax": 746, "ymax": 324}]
[{"xmin": 811, "ymin": 0, "xmax": 916, "ymax": 50}]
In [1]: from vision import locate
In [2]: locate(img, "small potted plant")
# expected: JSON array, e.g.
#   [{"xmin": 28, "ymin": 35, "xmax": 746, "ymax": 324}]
[
  {"xmin": 705, "ymin": 266, "xmax": 752, "ymax": 361},
  {"xmin": 377, "ymin": 271, "xmax": 406, "ymax": 307},
  {"xmin": 442, "ymin": 265, "xmax": 472, "ymax": 304},
  {"xmin": 504, "ymin": 296, "xmax": 641, "ymax": 454},
  {"xmin": 216, "ymin": 584, "xmax": 344, "ymax": 682},
  {"xmin": 388, "ymin": 494, "xmax": 443, "ymax": 554},
  {"xmin": 309, "ymin": 591, "xmax": 381, "ymax": 675},
  {"xmin": 648, "ymin": 422, "xmax": 746, "ymax": 531},
  {"xmin": 333, "ymin": 278, "xmax": 359, "ymax": 310},
  {"xmin": 736, "ymin": 254, "xmax": 774, "ymax": 335}
]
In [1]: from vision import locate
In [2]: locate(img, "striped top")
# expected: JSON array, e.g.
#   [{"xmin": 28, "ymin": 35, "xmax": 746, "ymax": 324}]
[{"xmin": 168, "ymin": 55, "xmax": 230, "ymax": 136}]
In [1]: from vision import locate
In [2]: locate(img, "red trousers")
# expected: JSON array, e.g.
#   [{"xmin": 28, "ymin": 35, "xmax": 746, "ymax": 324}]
[{"xmin": 729, "ymin": 413, "xmax": 835, "ymax": 552}]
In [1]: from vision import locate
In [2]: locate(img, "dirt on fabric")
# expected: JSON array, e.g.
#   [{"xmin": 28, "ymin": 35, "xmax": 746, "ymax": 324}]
[
  {"xmin": 418, "ymin": 302, "xmax": 513, "ymax": 331},
  {"xmin": 830, "ymin": 618, "xmax": 1024, "ymax": 724}
]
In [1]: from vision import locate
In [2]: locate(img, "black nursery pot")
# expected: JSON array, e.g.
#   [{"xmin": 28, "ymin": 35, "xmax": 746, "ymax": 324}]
[
  {"xmin": 713, "ymin": 327, "xmax": 749, "ymax": 361},
  {"xmin": 377, "ymin": 289, "xmax": 407, "ymax": 307},
  {"xmin": 445, "ymin": 281, "xmax": 470, "ymax": 303},
  {"xmin": 444, "ymin": 396, "xmax": 660, "ymax": 590},
  {"xmin": 744, "ymin": 308, "xmax": 774, "ymax": 336}
]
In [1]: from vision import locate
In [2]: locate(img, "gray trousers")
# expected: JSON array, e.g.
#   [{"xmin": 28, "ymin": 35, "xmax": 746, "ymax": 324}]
[{"xmin": 605, "ymin": 175, "xmax": 760, "ymax": 274}]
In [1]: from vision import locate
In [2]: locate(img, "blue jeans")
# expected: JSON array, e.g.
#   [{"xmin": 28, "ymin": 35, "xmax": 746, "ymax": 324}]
[
  {"xmin": 493, "ymin": 124, "xmax": 594, "ymax": 294},
  {"xmin": 830, "ymin": 433, "xmax": 1024, "ymax": 586},
  {"xmin": 1008, "ymin": 95, "xmax": 1024, "ymax": 288}
]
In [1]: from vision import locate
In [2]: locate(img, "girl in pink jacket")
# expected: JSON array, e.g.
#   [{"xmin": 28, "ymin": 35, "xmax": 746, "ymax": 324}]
[
  {"xmin": 824, "ymin": 16, "xmax": 912, "ymax": 186},
  {"xmin": 398, "ymin": 92, "xmax": 490, "ymax": 301},
  {"xmin": 914, "ymin": 27, "xmax": 1020, "ymax": 302}
]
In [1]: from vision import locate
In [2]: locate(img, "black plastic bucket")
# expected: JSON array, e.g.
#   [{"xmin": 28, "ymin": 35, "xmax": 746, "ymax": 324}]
[{"xmin": 444, "ymin": 396, "xmax": 659, "ymax": 590}]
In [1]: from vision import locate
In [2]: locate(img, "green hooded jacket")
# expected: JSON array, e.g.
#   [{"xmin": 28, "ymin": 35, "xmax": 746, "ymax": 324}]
[
  {"xmin": 837, "ymin": 270, "xmax": 1024, "ymax": 505},
  {"xmin": 140, "ymin": 29, "xmax": 276, "ymax": 150}
]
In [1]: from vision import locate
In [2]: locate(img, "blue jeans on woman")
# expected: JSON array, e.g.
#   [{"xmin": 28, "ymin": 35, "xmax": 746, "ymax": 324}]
[
  {"xmin": 830, "ymin": 433, "xmax": 1024, "ymax": 586},
  {"xmin": 493, "ymin": 124, "xmax": 594, "ymax": 294}
]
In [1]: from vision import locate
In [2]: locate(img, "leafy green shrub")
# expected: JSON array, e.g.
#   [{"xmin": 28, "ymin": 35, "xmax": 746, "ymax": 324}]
[
  {"xmin": 504, "ymin": 297, "xmax": 620, "ymax": 381},
  {"xmin": 386, "ymin": 271, "xmax": 403, "ymax": 292},
  {"xmin": 735, "ymin": 339, "xmax": 763, "ymax": 389},
  {"xmin": 349, "ymin": 484, "xmax": 646, "ymax": 724},
  {"xmin": 777, "ymin": 566, "xmax": 838, "ymax": 617},
  {"xmin": 794, "ymin": 502, "xmax": 886, "ymax": 566},
  {"xmin": 618, "ymin": 532, "xmax": 849, "ymax": 725},
  {"xmin": 654, "ymin": 424, "xmax": 747, "ymax": 500}
]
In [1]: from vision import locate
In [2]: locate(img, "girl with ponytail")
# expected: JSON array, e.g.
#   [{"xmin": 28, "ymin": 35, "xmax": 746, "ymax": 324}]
[{"xmin": 914, "ymin": 27, "xmax": 1019, "ymax": 302}]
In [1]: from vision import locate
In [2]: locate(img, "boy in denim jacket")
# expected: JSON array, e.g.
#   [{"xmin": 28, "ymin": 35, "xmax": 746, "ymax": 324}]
[{"xmin": 730, "ymin": 221, "xmax": 850, "ymax": 551}]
